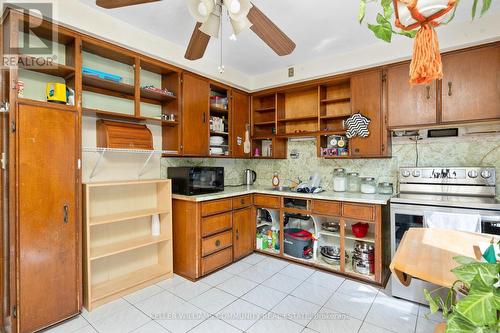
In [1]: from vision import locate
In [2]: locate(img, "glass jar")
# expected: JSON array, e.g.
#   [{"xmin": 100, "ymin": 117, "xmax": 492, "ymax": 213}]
[
  {"xmin": 347, "ymin": 172, "xmax": 360, "ymax": 192},
  {"xmin": 377, "ymin": 182, "xmax": 394, "ymax": 194},
  {"xmin": 333, "ymin": 168, "xmax": 347, "ymax": 192},
  {"xmin": 360, "ymin": 177, "xmax": 377, "ymax": 194}
]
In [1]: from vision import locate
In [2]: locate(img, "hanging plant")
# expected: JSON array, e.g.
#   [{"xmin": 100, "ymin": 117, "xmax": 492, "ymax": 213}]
[{"xmin": 359, "ymin": 0, "xmax": 493, "ymax": 85}]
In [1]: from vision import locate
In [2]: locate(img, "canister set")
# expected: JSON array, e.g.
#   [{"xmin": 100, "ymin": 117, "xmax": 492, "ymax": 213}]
[{"xmin": 332, "ymin": 168, "xmax": 393, "ymax": 194}]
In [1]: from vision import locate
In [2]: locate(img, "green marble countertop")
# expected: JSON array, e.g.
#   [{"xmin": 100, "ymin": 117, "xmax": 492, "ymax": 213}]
[{"xmin": 171, "ymin": 185, "xmax": 392, "ymax": 205}]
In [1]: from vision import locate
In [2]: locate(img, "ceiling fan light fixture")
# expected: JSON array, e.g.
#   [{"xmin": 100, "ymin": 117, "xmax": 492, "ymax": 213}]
[
  {"xmin": 199, "ymin": 11, "xmax": 221, "ymax": 37},
  {"xmin": 230, "ymin": 16, "xmax": 252, "ymax": 35},
  {"xmin": 224, "ymin": 0, "xmax": 252, "ymax": 22},
  {"xmin": 187, "ymin": 0, "xmax": 214, "ymax": 23}
]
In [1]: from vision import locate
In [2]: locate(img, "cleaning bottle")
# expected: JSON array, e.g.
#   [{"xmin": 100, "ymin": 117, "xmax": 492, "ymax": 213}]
[{"xmin": 267, "ymin": 230, "xmax": 273, "ymax": 249}]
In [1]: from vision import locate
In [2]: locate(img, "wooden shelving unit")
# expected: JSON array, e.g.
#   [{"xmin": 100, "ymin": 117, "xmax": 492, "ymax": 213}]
[
  {"xmin": 83, "ymin": 179, "xmax": 173, "ymax": 311},
  {"xmin": 209, "ymin": 84, "xmax": 231, "ymax": 156},
  {"xmin": 251, "ymin": 93, "xmax": 287, "ymax": 158}
]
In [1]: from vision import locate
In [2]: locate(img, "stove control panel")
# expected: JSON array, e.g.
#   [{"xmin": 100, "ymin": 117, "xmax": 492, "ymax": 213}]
[{"xmin": 399, "ymin": 167, "xmax": 496, "ymax": 186}]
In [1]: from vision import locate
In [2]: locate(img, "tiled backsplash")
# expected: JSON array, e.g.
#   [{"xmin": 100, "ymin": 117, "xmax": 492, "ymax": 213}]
[{"xmin": 161, "ymin": 135, "xmax": 500, "ymax": 196}]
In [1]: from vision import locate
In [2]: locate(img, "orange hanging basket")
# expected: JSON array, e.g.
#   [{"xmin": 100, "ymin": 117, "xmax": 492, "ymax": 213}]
[{"xmin": 393, "ymin": 0, "xmax": 457, "ymax": 85}]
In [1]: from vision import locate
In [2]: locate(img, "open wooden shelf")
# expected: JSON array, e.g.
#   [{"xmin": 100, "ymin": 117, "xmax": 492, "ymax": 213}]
[
  {"xmin": 210, "ymin": 105, "xmax": 229, "ymax": 113},
  {"xmin": 321, "ymin": 97, "xmax": 351, "ymax": 104},
  {"xmin": 320, "ymin": 114, "xmax": 351, "ymax": 120},
  {"xmin": 84, "ymin": 180, "xmax": 173, "ymax": 310},
  {"xmin": 17, "ymin": 98, "xmax": 76, "ymax": 112},
  {"xmin": 278, "ymin": 116, "xmax": 318, "ymax": 122},
  {"xmin": 254, "ymin": 106, "xmax": 275, "ymax": 112},
  {"xmin": 319, "ymin": 229, "xmax": 375, "ymax": 243},
  {"xmin": 91, "ymin": 264, "xmax": 170, "ymax": 303},
  {"xmin": 140, "ymin": 89, "xmax": 176, "ymax": 102},
  {"xmin": 89, "ymin": 207, "xmax": 171, "ymax": 227},
  {"xmin": 18, "ymin": 55, "xmax": 75, "ymax": 79},
  {"xmin": 254, "ymin": 121, "xmax": 275, "ymax": 126},
  {"xmin": 82, "ymin": 74, "xmax": 135, "ymax": 96},
  {"xmin": 210, "ymin": 131, "xmax": 229, "ymax": 136},
  {"xmin": 90, "ymin": 235, "xmax": 171, "ymax": 260}
]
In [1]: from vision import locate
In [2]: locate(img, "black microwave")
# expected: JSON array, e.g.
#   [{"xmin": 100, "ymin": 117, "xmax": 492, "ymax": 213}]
[{"xmin": 168, "ymin": 167, "xmax": 224, "ymax": 195}]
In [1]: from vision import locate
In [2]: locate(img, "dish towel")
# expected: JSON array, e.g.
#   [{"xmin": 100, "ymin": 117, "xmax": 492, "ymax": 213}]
[{"xmin": 423, "ymin": 211, "xmax": 481, "ymax": 233}]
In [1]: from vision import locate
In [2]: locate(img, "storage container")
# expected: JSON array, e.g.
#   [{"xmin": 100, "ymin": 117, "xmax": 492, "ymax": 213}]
[
  {"xmin": 360, "ymin": 177, "xmax": 377, "ymax": 194},
  {"xmin": 333, "ymin": 168, "xmax": 347, "ymax": 192},
  {"xmin": 347, "ymin": 172, "xmax": 360, "ymax": 192}
]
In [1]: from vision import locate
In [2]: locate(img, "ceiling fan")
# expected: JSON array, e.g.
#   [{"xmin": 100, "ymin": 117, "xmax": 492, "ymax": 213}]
[{"xmin": 95, "ymin": 0, "xmax": 296, "ymax": 61}]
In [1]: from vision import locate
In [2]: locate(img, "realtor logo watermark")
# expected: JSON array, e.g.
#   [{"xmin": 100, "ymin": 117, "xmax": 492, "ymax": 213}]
[{"xmin": 2, "ymin": 2, "xmax": 57, "ymax": 70}]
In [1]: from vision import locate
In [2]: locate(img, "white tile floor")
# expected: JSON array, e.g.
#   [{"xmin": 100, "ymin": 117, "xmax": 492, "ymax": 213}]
[{"xmin": 43, "ymin": 254, "xmax": 443, "ymax": 333}]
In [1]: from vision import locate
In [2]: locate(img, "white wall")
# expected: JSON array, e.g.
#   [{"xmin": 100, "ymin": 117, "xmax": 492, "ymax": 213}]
[{"xmin": 249, "ymin": 11, "xmax": 500, "ymax": 90}]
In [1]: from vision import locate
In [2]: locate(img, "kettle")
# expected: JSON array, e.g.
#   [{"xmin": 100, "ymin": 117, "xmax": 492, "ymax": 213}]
[{"xmin": 244, "ymin": 169, "xmax": 257, "ymax": 185}]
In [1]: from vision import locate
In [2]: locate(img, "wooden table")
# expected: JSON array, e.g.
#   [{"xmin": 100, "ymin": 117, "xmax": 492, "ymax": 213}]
[{"xmin": 390, "ymin": 228, "xmax": 497, "ymax": 288}]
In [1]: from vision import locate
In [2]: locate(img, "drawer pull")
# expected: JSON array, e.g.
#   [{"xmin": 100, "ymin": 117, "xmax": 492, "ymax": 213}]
[
  {"xmin": 215, "ymin": 240, "xmax": 221, "ymax": 247},
  {"xmin": 240, "ymin": 199, "xmax": 245, "ymax": 205}
]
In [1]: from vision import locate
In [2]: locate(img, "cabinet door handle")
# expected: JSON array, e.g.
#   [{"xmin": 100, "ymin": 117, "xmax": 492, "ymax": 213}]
[
  {"xmin": 202, "ymin": 112, "xmax": 206, "ymax": 123},
  {"xmin": 425, "ymin": 85, "xmax": 431, "ymax": 99},
  {"xmin": 63, "ymin": 204, "xmax": 69, "ymax": 224},
  {"xmin": 236, "ymin": 229, "xmax": 239, "ymax": 241},
  {"xmin": 448, "ymin": 82, "xmax": 453, "ymax": 96},
  {"xmin": 215, "ymin": 240, "xmax": 221, "ymax": 247}
]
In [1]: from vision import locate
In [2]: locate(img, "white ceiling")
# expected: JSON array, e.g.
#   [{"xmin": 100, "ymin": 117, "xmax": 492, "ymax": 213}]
[{"xmin": 77, "ymin": 0, "xmax": 500, "ymax": 76}]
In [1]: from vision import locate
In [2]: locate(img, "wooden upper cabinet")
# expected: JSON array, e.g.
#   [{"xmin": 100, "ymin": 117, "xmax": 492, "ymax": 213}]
[
  {"xmin": 350, "ymin": 70, "xmax": 384, "ymax": 157},
  {"xmin": 231, "ymin": 90, "xmax": 250, "ymax": 158},
  {"xmin": 387, "ymin": 63, "xmax": 438, "ymax": 128},
  {"xmin": 182, "ymin": 72, "xmax": 209, "ymax": 156},
  {"xmin": 441, "ymin": 45, "xmax": 500, "ymax": 123}
]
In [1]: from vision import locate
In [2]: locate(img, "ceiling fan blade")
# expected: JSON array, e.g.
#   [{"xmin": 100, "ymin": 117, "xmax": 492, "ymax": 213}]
[
  {"xmin": 247, "ymin": 4, "xmax": 296, "ymax": 56},
  {"xmin": 96, "ymin": 0, "xmax": 160, "ymax": 9},
  {"xmin": 185, "ymin": 23, "xmax": 211, "ymax": 60}
]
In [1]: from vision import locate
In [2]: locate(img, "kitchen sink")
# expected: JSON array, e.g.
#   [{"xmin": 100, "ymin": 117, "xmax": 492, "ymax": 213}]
[{"xmin": 267, "ymin": 186, "xmax": 293, "ymax": 192}]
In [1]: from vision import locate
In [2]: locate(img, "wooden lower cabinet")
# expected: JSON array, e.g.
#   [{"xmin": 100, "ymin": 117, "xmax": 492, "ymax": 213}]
[
  {"xmin": 173, "ymin": 193, "xmax": 389, "ymax": 286},
  {"xmin": 172, "ymin": 195, "xmax": 253, "ymax": 280},
  {"xmin": 233, "ymin": 207, "xmax": 255, "ymax": 260},
  {"xmin": 14, "ymin": 103, "xmax": 80, "ymax": 333}
]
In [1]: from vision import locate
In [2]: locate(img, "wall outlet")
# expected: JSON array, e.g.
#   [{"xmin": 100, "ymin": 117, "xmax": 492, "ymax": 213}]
[{"xmin": 288, "ymin": 67, "xmax": 294, "ymax": 77}]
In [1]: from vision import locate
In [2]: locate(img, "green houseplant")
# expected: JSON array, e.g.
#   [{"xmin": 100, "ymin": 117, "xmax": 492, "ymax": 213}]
[
  {"xmin": 358, "ymin": 0, "xmax": 493, "ymax": 42},
  {"xmin": 423, "ymin": 249, "xmax": 500, "ymax": 333}
]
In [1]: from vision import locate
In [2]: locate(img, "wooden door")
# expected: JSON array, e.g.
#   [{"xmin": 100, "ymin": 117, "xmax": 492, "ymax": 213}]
[
  {"xmin": 233, "ymin": 207, "xmax": 254, "ymax": 260},
  {"xmin": 182, "ymin": 73, "xmax": 209, "ymax": 156},
  {"xmin": 350, "ymin": 70, "xmax": 383, "ymax": 157},
  {"xmin": 387, "ymin": 63, "xmax": 438, "ymax": 128},
  {"xmin": 17, "ymin": 104, "xmax": 79, "ymax": 333},
  {"xmin": 441, "ymin": 45, "xmax": 500, "ymax": 123},
  {"xmin": 231, "ymin": 90, "xmax": 250, "ymax": 158}
]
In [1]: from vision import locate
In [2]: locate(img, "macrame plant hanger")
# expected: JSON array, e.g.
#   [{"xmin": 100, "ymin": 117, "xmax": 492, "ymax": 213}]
[{"xmin": 393, "ymin": 0, "xmax": 457, "ymax": 85}]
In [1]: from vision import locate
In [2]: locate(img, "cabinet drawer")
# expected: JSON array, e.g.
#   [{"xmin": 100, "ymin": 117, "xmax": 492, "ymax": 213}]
[
  {"xmin": 253, "ymin": 194, "xmax": 280, "ymax": 208},
  {"xmin": 312, "ymin": 200, "xmax": 341, "ymax": 216},
  {"xmin": 201, "ymin": 247, "xmax": 233, "ymax": 276},
  {"xmin": 342, "ymin": 203, "xmax": 376, "ymax": 221},
  {"xmin": 202, "ymin": 230, "xmax": 233, "ymax": 257},
  {"xmin": 232, "ymin": 195, "xmax": 253, "ymax": 210},
  {"xmin": 201, "ymin": 199, "xmax": 232, "ymax": 217},
  {"xmin": 201, "ymin": 212, "xmax": 232, "ymax": 237}
]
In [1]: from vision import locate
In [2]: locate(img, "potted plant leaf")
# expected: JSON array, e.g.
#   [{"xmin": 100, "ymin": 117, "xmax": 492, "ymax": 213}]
[{"xmin": 423, "ymin": 241, "xmax": 499, "ymax": 333}]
